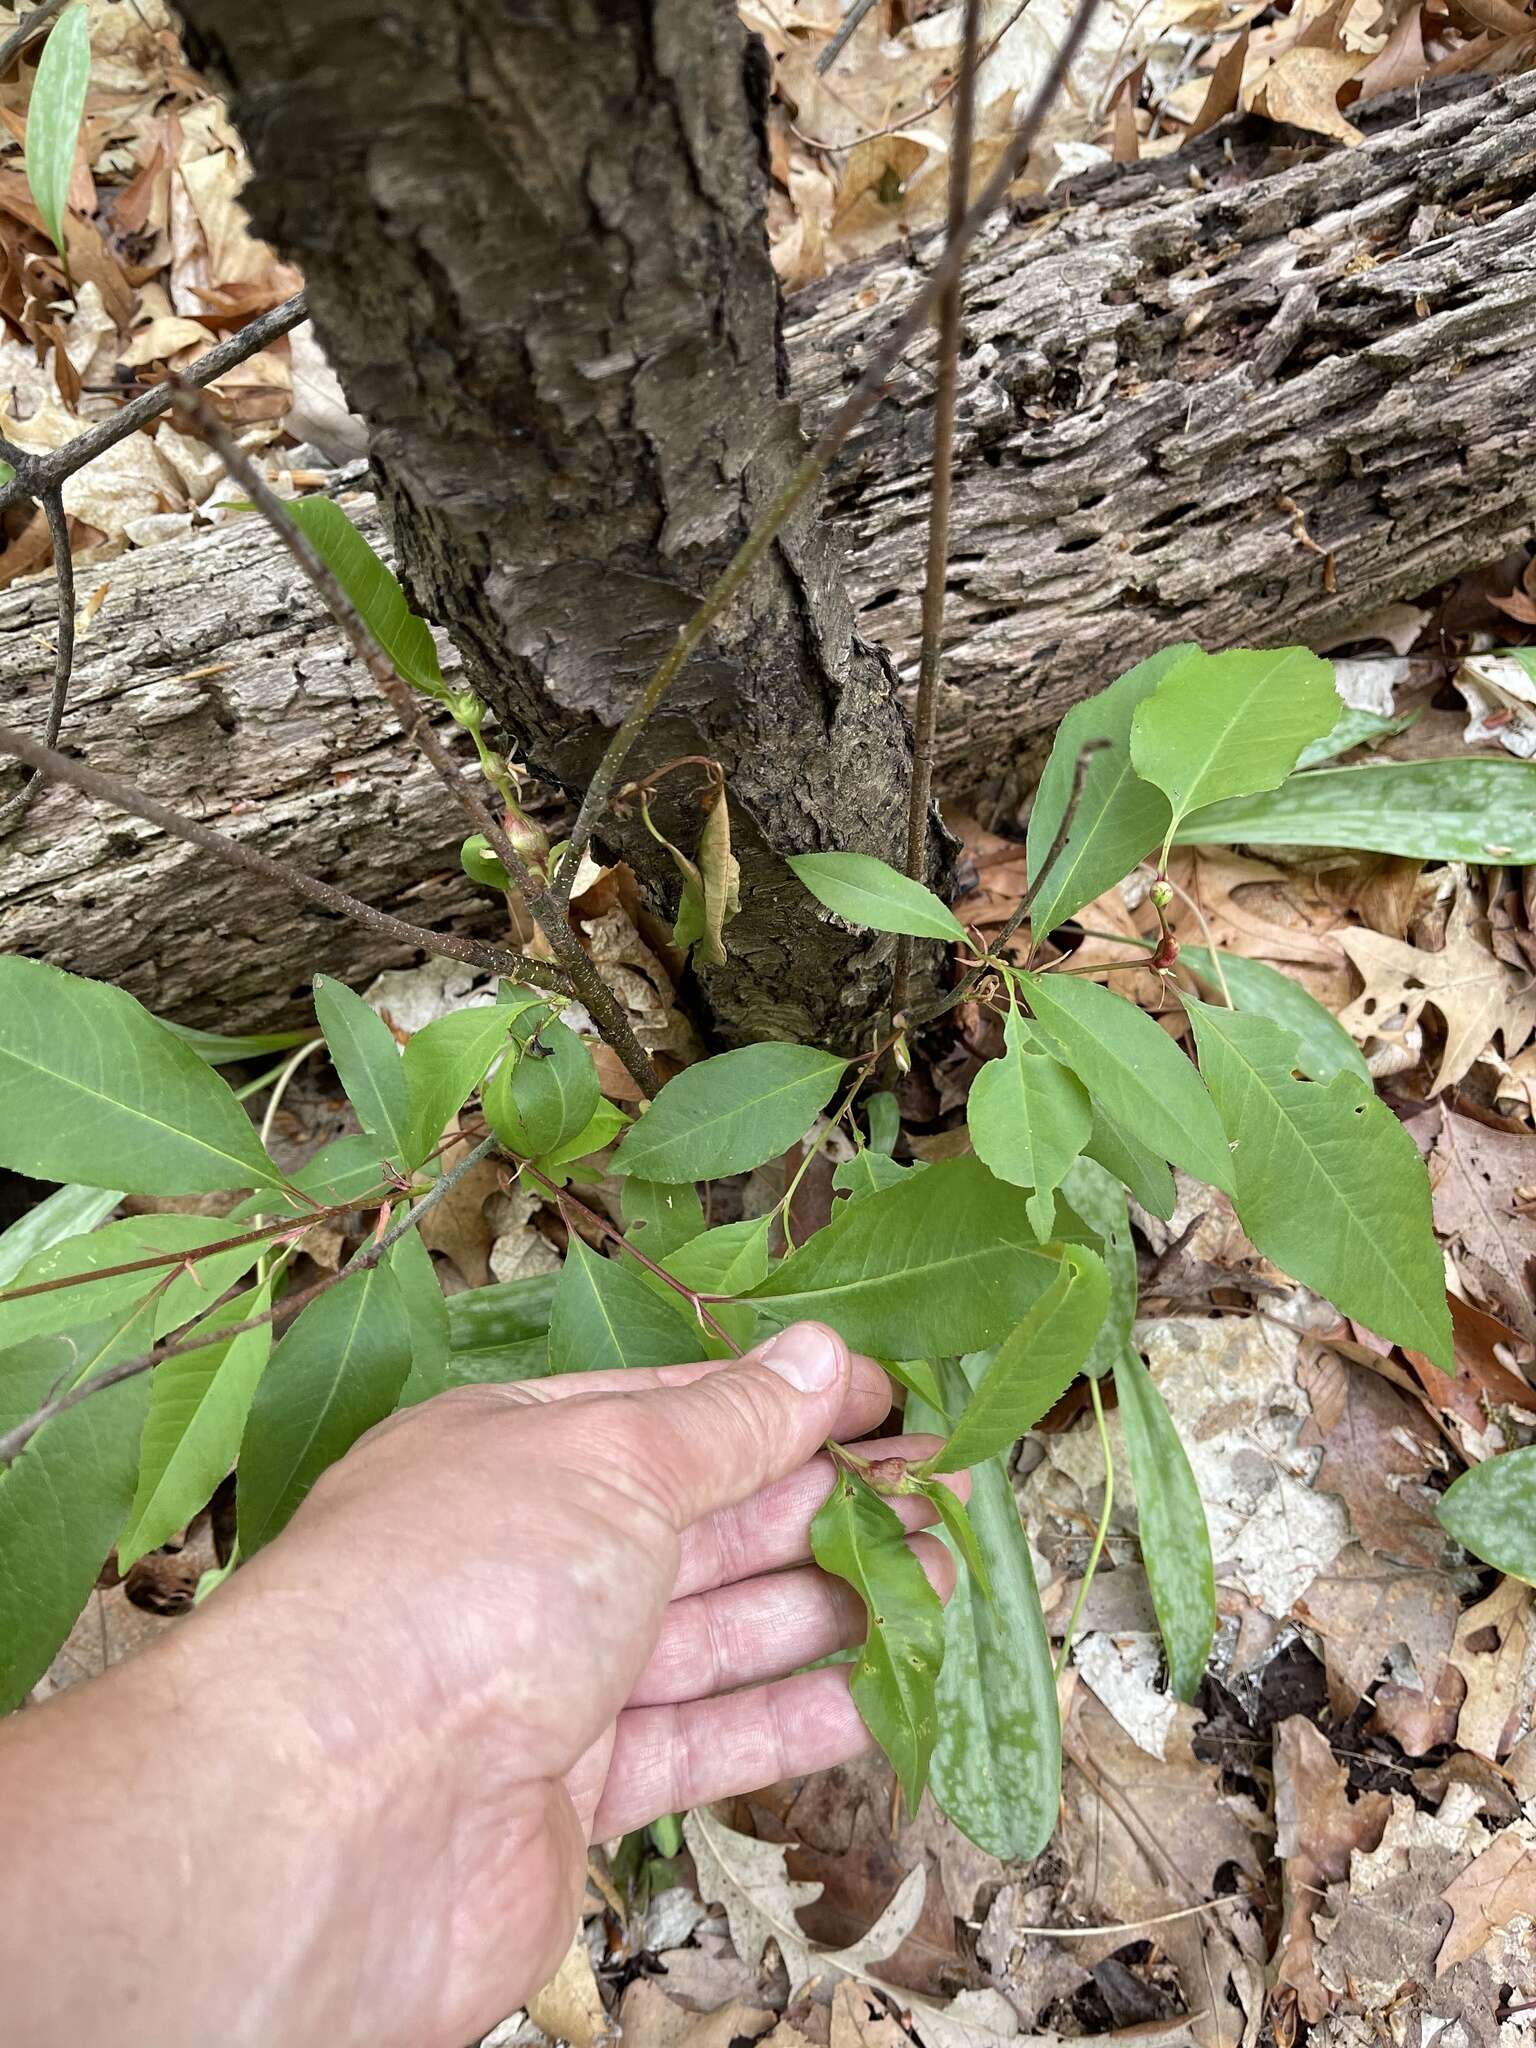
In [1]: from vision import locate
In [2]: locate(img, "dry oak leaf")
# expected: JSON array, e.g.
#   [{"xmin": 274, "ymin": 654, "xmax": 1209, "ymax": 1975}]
[
  {"xmin": 1297, "ymin": 1352, "xmax": 1445, "ymax": 1568},
  {"xmin": 618, "ymin": 1980, "xmax": 774, "ymax": 2048},
  {"xmin": 1448, "ymin": 1574, "xmax": 1533, "ymax": 1763},
  {"xmin": 1425, "ymin": 1109, "xmax": 1536, "ymax": 1346},
  {"xmin": 1436, "ymin": 1821, "xmax": 1536, "ymax": 1975},
  {"xmin": 1292, "ymin": 1542, "xmax": 1459, "ymax": 1714},
  {"xmin": 1253, "ymin": 46, "xmax": 1367, "ymax": 144},
  {"xmin": 1272, "ymin": 1717, "xmax": 1390, "ymax": 2022},
  {"xmin": 1339, "ymin": 881, "xmax": 1536, "ymax": 1094},
  {"xmin": 528, "ymin": 1930, "xmax": 612, "ymax": 2048}
]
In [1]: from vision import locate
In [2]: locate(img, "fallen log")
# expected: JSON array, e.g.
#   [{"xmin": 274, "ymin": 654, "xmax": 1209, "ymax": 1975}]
[{"xmin": 4, "ymin": 76, "xmax": 1534, "ymax": 1025}]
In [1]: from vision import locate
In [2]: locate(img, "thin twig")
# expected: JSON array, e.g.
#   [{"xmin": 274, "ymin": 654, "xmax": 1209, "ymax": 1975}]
[
  {"xmin": 0, "ymin": 0, "xmax": 67, "ymax": 75},
  {"xmin": 796, "ymin": 0, "xmax": 1033, "ymax": 152},
  {"xmin": 890, "ymin": 0, "xmax": 982, "ymax": 1028},
  {"xmin": 1007, "ymin": 1896, "xmax": 1255, "ymax": 1938},
  {"xmin": 550, "ymin": 0, "xmax": 1105, "ymax": 901},
  {"xmin": 0, "ymin": 293, "xmax": 309, "ymax": 519},
  {"xmin": 0, "ymin": 487, "xmax": 72, "ymax": 824},
  {"xmin": 817, "ymin": 0, "xmax": 880, "ymax": 74},
  {"xmin": 0, "ymin": 1136, "xmax": 501, "ymax": 1470},
  {"xmin": 171, "ymin": 385, "xmax": 661, "ymax": 1101},
  {"xmin": 0, "ymin": 720, "xmax": 563, "ymax": 990}
]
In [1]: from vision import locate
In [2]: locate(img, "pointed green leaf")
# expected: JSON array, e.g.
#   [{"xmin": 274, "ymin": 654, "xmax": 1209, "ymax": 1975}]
[
  {"xmin": 391, "ymin": 1229, "xmax": 452, "ymax": 1407},
  {"xmin": 23, "ymin": 3, "xmax": 90, "ymax": 263},
  {"xmin": 865, "ymin": 1092, "xmax": 901, "ymax": 1155},
  {"xmin": 163, "ymin": 1022, "xmax": 317, "ymax": 1066},
  {"xmin": 614, "ymin": 1043, "xmax": 849, "ymax": 1184},
  {"xmin": 749, "ymin": 1158, "xmax": 1063, "ymax": 1358},
  {"xmin": 228, "ymin": 1134, "xmax": 394, "ymax": 1221},
  {"xmin": 1175, "ymin": 758, "xmax": 1536, "ymax": 862},
  {"xmin": 1295, "ymin": 704, "xmax": 1416, "ymax": 771},
  {"xmin": 483, "ymin": 1017, "xmax": 600, "ymax": 1158},
  {"xmin": 534, "ymin": 1100, "xmax": 629, "ymax": 1181},
  {"xmin": 832, "ymin": 1150, "xmax": 918, "ymax": 1200},
  {"xmin": 1026, "ymin": 645, "xmax": 1191, "ymax": 938},
  {"xmin": 0, "ymin": 1214, "xmax": 264, "ymax": 1350},
  {"xmin": 930, "ymin": 1246, "xmax": 1108, "ymax": 1472},
  {"xmin": 1183, "ymin": 996, "xmax": 1451, "ymax": 1367},
  {"xmin": 1112, "ymin": 1348, "xmax": 1215, "ymax": 1701},
  {"xmin": 1179, "ymin": 948, "xmax": 1369, "ymax": 1085},
  {"xmin": 0, "ymin": 959, "xmax": 282, "ymax": 1195},
  {"xmin": 967, "ymin": 999, "xmax": 1092, "ymax": 1238},
  {"xmin": 810, "ymin": 1465, "xmax": 946, "ymax": 1811},
  {"xmin": 118, "ymin": 1284, "xmax": 273, "ymax": 1571},
  {"xmin": 1020, "ymin": 970, "xmax": 1233, "ymax": 1192},
  {"xmin": 548, "ymin": 1234, "xmax": 710, "ymax": 1374},
  {"xmin": 438, "ymin": 1272, "xmax": 557, "ymax": 1389},
  {"xmin": 1011, "ymin": 1011, "xmax": 1173, "ymax": 1217},
  {"xmin": 0, "ymin": 1183, "xmax": 122, "ymax": 1288},
  {"xmin": 283, "ymin": 497, "xmax": 445, "ymax": 696},
  {"xmin": 911, "ymin": 1356, "xmax": 1060, "ymax": 1858},
  {"xmin": 399, "ymin": 1001, "xmax": 538, "ymax": 1167},
  {"xmin": 620, "ymin": 1178, "xmax": 707, "ymax": 1260},
  {"xmin": 1060, "ymin": 1157, "xmax": 1137, "ymax": 1380},
  {"xmin": 882, "ymin": 1356, "xmax": 947, "ymax": 1413},
  {"xmin": 0, "ymin": 1327, "xmax": 150, "ymax": 1713},
  {"xmin": 1130, "ymin": 646, "xmax": 1339, "ymax": 844},
  {"xmin": 788, "ymin": 852, "xmax": 968, "ymax": 944},
  {"xmin": 1436, "ymin": 1447, "xmax": 1536, "ymax": 1584},
  {"xmin": 237, "ymin": 1263, "xmax": 413, "ymax": 1553},
  {"xmin": 918, "ymin": 1481, "xmax": 994, "ymax": 1606},
  {"xmin": 314, "ymin": 976, "xmax": 409, "ymax": 1157},
  {"xmin": 664, "ymin": 1214, "xmax": 774, "ymax": 1296}
]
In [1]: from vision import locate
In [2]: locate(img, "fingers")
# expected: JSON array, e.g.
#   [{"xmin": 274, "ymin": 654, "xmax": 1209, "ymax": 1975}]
[
  {"xmin": 495, "ymin": 1346, "xmax": 894, "ymax": 1448},
  {"xmin": 674, "ymin": 1434, "xmax": 965, "ymax": 1597},
  {"xmin": 575, "ymin": 1323, "xmax": 856, "ymax": 1532},
  {"xmin": 629, "ymin": 1534, "xmax": 954, "ymax": 1706},
  {"xmin": 592, "ymin": 1667, "xmax": 873, "ymax": 1840}
]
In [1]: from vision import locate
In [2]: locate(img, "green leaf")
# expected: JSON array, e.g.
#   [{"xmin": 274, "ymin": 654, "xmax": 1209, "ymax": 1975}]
[
  {"xmin": 436, "ymin": 1272, "xmax": 557, "ymax": 1388},
  {"xmin": 0, "ymin": 958, "xmax": 282, "ymax": 1195},
  {"xmin": 865, "ymin": 1092, "xmax": 901, "ymax": 1155},
  {"xmin": 162, "ymin": 1021, "xmax": 317, "ymax": 1067},
  {"xmin": 1082, "ymin": 1109, "xmax": 1175, "ymax": 1219},
  {"xmin": 1436, "ymin": 1447, "xmax": 1536, "ymax": 1584},
  {"xmin": 787, "ymin": 852, "xmax": 969, "ymax": 944},
  {"xmin": 283, "ymin": 497, "xmax": 445, "ymax": 697},
  {"xmin": 882, "ymin": 1356, "xmax": 947, "ymax": 1412},
  {"xmin": 0, "ymin": 1329, "xmax": 150, "ymax": 1713},
  {"xmin": 1179, "ymin": 948, "xmax": 1369, "ymax": 1085},
  {"xmin": 1025, "ymin": 644, "xmax": 1191, "ymax": 938},
  {"xmin": 1060, "ymin": 1157, "xmax": 1136, "ymax": 1380},
  {"xmin": 236, "ymin": 1263, "xmax": 413, "ymax": 1553},
  {"xmin": 918, "ymin": 1481, "xmax": 994, "ymax": 1605},
  {"xmin": 929, "ymin": 1246, "xmax": 1108, "ymax": 1472},
  {"xmin": 750, "ymin": 1157, "xmax": 1062, "ymax": 1358},
  {"xmin": 620, "ymin": 1178, "xmax": 706, "ymax": 1260},
  {"xmin": 532, "ymin": 1099, "xmax": 631, "ymax": 1182},
  {"xmin": 1183, "ymin": 996, "xmax": 1451, "ymax": 1367},
  {"xmin": 483, "ymin": 1017, "xmax": 600, "ymax": 1158},
  {"xmin": 1112, "ymin": 1347, "xmax": 1215, "ymax": 1701},
  {"xmin": 1020, "ymin": 969, "xmax": 1233, "ymax": 1193},
  {"xmin": 399, "ymin": 1001, "xmax": 536, "ymax": 1168},
  {"xmin": 391, "ymin": 1229, "xmax": 452, "ymax": 1407},
  {"xmin": 228, "ymin": 1134, "xmax": 394, "ymax": 1221},
  {"xmin": 0, "ymin": 1182, "xmax": 122, "ymax": 1287},
  {"xmin": 461, "ymin": 834, "xmax": 514, "ymax": 891},
  {"xmin": 1130, "ymin": 646, "xmax": 1339, "ymax": 847},
  {"xmin": 117, "ymin": 1284, "xmax": 273, "ymax": 1571},
  {"xmin": 664, "ymin": 1214, "xmax": 774, "ymax": 1296},
  {"xmin": 0, "ymin": 1213, "xmax": 264, "ymax": 1350},
  {"xmin": 314, "ymin": 976, "xmax": 409, "ymax": 1158},
  {"xmin": 614, "ymin": 1043, "xmax": 849, "ymax": 1184},
  {"xmin": 967, "ymin": 998, "xmax": 1092, "ymax": 1239},
  {"xmin": 548, "ymin": 1234, "xmax": 710, "ymax": 1374},
  {"xmin": 1175, "ymin": 759, "xmax": 1536, "ymax": 862},
  {"xmin": 23, "ymin": 2, "xmax": 89, "ymax": 263},
  {"xmin": 1295, "ymin": 704, "xmax": 1417, "ymax": 771},
  {"xmin": 914, "ymin": 1357, "xmax": 1060, "ymax": 1858},
  {"xmin": 810, "ymin": 1465, "xmax": 946, "ymax": 1811},
  {"xmin": 831, "ymin": 1149, "xmax": 917, "ymax": 1201}
]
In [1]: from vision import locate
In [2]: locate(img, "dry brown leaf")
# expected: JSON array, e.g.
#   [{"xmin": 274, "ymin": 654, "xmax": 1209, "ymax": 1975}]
[
  {"xmin": 1448, "ymin": 1574, "xmax": 1532, "ymax": 1761},
  {"xmin": 1436, "ymin": 1822, "xmax": 1536, "ymax": 1975},
  {"xmin": 618, "ymin": 1980, "xmax": 773, "ymax": 2048},
  {"xmin": 1367, "ymin": 1661, "xmax": 1467, "ymax": 1756},
  {"xmin": 528, "ymin": 1930, "xmax": 613, "ymax": 2048},
  {"xmin": 830, "ymin": 1983, "xmax": 909, "ymax": 2048},
  {"xmin": 1293, "ymin": 1543, "xmax": 1459, "ymax": 1713},
  {"xmin": 1425, "ymin": 1108, "xmax": 1536, "ymax": 1344},
  {"xmin": 1297, "ymin": 1352, "xmax": 1445, "ymax": 1567},
  {"xmin": 1272, "ymin": 1717, "xmax": 1391, "ymax": 2021},
  {"xmin": 1185, "ymin": 26, "xmax": 1250, "ymax": 137},
  {"xmin": 1253, "ymin": 46, "xmax": 1367, "ymax": 144},
  {"xmin": 415, "ymin": 1140, "xmax": 502, "ymax": 1288},
  {"xmin": 1339, "ymin": 877, "xmax": 1536, "ymax": 1094}
]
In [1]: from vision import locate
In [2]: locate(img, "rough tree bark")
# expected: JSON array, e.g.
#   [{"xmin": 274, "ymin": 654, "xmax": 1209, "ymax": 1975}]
[{"xmin": 4, "ymin": 66, "xmax": 1535, "ymax": 1027}]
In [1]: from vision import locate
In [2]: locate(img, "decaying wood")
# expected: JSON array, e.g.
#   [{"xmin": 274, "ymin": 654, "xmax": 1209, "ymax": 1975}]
[{"xmin": 4, "ymin": 73, "xmax": 1535, "ymax": 1025}]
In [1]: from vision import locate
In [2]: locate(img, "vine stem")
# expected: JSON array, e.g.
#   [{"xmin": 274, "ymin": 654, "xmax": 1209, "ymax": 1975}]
[
  {"xmin": 889, "ymin": 0, "xmax": 982, "ymax": 1031},
  {"xmin": 1054, "ymin": 1375, "xmax": 1114, "ymax": 1679},
  {"xmin": 0, "ymin": 1136, "xmax": 499, "ymax": 1470},
  {"xmin": 0, "ymin": 720, "xmax": 562, "ymax": 991},
  {"xmin": 549, "ymin": 0, "xmax": 1106, "ymax": 900},
  {"xmin": 170, "ymin": 385, "xmax": 660, "ymax": 1101}
]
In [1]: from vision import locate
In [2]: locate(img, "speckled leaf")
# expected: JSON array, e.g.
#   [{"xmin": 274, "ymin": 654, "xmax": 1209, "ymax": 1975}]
[{"xmin": 1112, "ymin": 1347, "xmax": 1215, "ymax": 1701}]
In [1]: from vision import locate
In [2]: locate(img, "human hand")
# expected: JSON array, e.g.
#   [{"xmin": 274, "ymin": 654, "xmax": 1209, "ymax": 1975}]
[{"xmin": 2, "ymin": 1322, "xmax": 963, "ymax": 2048}]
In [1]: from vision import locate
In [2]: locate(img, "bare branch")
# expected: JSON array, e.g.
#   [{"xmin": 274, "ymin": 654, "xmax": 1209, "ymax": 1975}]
[
  {"xmin": 0, "ymin": 719, "xmax": 565, "ymax": 991},
  {"xmin": 551, "ymin": 0, "xmax": 1105, "ymax": 900},
  {"xmin": 816, "ymin": 0, "xmax": 879, "ymax": 74},
  {"xmin": 0, "ymin": 0, "xmax": 67, "ymax": 75},
  {"xmin": 170, "ymin": 384, "xmax": 662, "ymax": 1100},
  {"xmin": 0, "ymin": 487, "xmax": 72, "ymax": 824},
  {"xmin": 0, "ymin": 1134, "xmax": 501, "ymax": 1470},
  {"xmin": 890, "ymin": 0, "xmax": 982, "ymax": 1026}
]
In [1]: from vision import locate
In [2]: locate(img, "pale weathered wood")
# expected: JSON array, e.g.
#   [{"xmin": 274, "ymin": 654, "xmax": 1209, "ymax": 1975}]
[{"xmin": 4, "ymin": 75, "xmax": 1535, "ymax": 1024}]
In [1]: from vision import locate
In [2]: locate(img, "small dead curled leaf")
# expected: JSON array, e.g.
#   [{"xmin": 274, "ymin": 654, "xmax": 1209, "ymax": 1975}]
[
  {"xmin": 1436, "ymin": 1820, "xmax": 1536, "ymax": 1975},
  {"xmin": 527, "ymin": 1928, "xmax": 612, "ymax": 2048},
  {"xmin": 1293, "ymin": 1543, "xmax": 1459, "ymax": 1716},
  {"xmin": 1445, "ymin": 1574, "xmax": 1532, "ymax": 1762},
  {"xmin": 1272, "ymin": 1717, "xmax": 1390, "ymax": 2022},
  {"xmin": 1420, "ymin": 1105, "xmax": 1536, "ymax": 1346},
  {"xmin": 619, "ymin": 1980, "xmax": 773, "ymax": 2048},
  {"xmin": 1297, "ymin": 1351, "xmax": 1445, "ymax": 1568}
]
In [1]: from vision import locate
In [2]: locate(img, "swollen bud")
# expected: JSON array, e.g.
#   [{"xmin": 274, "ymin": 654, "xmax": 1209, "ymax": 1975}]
[{"xmin": 1149, "ymin": 880, "xmax": 1174, "ymax": 911}]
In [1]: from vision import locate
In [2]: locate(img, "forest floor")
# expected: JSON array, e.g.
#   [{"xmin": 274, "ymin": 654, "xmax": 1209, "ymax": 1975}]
[{"xmin": 9, "ymin": 4, "xmax": 1536, "ymax": 2047}]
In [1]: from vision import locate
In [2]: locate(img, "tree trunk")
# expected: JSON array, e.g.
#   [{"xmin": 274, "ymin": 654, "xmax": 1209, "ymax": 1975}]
[
  {"xmin": 174, "ymin": 0, "xmax": 918, "ymax": 1053},
  {"xmin": 5, "ymin": 69, "xmax": 1535, "ymax": 1027}
]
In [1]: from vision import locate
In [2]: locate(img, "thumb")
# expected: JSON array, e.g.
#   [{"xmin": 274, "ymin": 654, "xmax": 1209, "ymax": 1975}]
[{"xmin": 607, "ymin": 1322, "xmax": 851, "ymax": 1530}]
